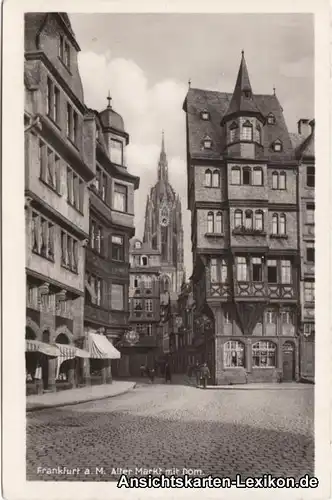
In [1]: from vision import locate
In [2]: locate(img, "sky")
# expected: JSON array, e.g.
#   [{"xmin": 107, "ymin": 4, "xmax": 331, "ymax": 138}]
[{"xmin": 70, "ymin": 13, "xmax": 314, "ymax": 277}]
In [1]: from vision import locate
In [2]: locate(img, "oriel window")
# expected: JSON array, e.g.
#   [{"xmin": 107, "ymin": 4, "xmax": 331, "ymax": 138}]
[
  {"xmin": 114, "ymin": 183, "xmax": 127, "ymax": 212},
  {"xmin": 112, "ymin": 235, "xmax": 124, "ymax": 261}
]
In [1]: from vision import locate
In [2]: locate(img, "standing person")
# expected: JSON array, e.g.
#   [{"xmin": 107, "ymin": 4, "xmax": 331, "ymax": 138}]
[
  {"xmin": 195, "ymin": 361, "xmax": 201, "ymax": 387},
  {"xmin": 140, "ymin": 364, "xmax": 146, "ymax": 377},
  {"xmin": 200, "ymin": 362, "xmax": 211, "ymax": 389},
  {"xmin": 165, "ymin": 362, "xmax": 172, "ymax": 384},
  {"xmin": 149, "ymin": 367, "xmax": 155, "ymax": 383}
]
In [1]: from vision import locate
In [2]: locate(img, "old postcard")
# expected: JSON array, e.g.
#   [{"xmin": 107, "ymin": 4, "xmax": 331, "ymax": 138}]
[{"xmin": 2, "ymin": 0, "xmax": 331, "ymax": 499}]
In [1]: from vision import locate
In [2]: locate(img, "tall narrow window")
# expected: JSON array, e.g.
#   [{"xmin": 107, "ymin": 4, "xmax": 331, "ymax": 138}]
[
  {"xmin": 242, "ymin": 121, "xmax": 253, "ymax": 141},
  {"xmin": 273, "ymin": 140, "xmax": 282, "ymax": 152},
  {"xmin": 212, "ymin": 170, "xmax": 220, "ymax": 187},
  {"xmin": 114, "ymin": 183, "xmax": 127, "ymax": 212},
  {"xmin": 243, "ymin": 167, "xmax": 251, "ymax": 185},
  {"xmin": 64, "ymin": 41, "xmax": 70, "ymax": 68},
  {"xmin": 221, "ymin": 259, "xmax": 228, "ymax": 283},
  {"xmin": 96, "ymin": 279, "xmax": 102, "ymax": 306},
  {"xmin": 304, "ymin": 281, "xmax": 315, "ymax": 302},
  {"xmin": 256, "ymin": 125, "xmax": 262, "ymax": 144},
  {"xmin": 231, "ymin": 167, "xmax": 241, "ymax": 185},
  {"xmin": 111, "ymin": 284, "xmax": 124, "ymax": 310},
  {"xmin": 306, "ymin": 242, "xmax": 315, "ymax": 263},
  {"xmin": 111, "ymin": 139, "xmax": 123, "ymax": 165},
  {"xmin": 215, "ymin": 212, "xmax": 223, "ymax": 234},
  {"xmin": 306, "ymin": 203, "xmax": 315, "ymax": 224},
  {"xmin": 267, "ymin": 260, "xmax": 277, "ymax": 283},
  {"xmin": 306, "ymin": 167, "xmax": 315, "ymax": 187},
  {"xmin": 252, "ymin": 168, "xmax": 263, "ymax": 186},
  {"xmin": 279, "ymin": 172, "xmax": 286, "ymax": 190},
  {"xmin": 279, "ymin": 214, "xmax": 286, "ymax": 235},
  {"xmin": 112, "ymin": 235, "xmax": 124, "ymax": 261},
  {"xmin": 245, "ymin": 210, "xmax": 253, "ymax": 230},
  {"xmin": 252, "ymin": 257, "xmax": 263, "ymax": 282},
  {"xmin": 281, "ymin": 260, "xmax": 292, "ymax": 284},
  {"xmin": 205, "ymin": 169, "xmax": 212, "ymax": 187},
  {"xmin": 272, "ymin": 172, "xmax": 278, "ymax": 190},
  {"xmin": 207, "ymin": 212, "xmax": 214, "ymax": 233},
  {"xmin": 66, "ymin": 104, "xmax": 72, "ymax": 138},
  {"xmin": 272, "ymin": 214, "xmax": 278, "ymax": 235},
  {"xmin": 229, "ymin": 122, "xmax": 238, "ymax": 142},
  {"xmin": 210, "ymin": 259, "xmax": 218, "ymax": 283},
  {"xmin": 234, "ymin": 210, "xmax": 242, "ymax": 228},
  {"xmin": 255, "ymin": 211, "xmax": 263, "ymax": 231},
  {"xmin": 236, "ymin": 257, "xmax": 248, "ymax": 281}
]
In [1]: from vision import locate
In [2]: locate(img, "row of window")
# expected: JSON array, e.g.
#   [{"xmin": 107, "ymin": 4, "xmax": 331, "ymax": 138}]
[
  {"xmin": 202, "ymin": 135, "xmax": 282, "ymax": 152},
  {"xmin": 206, "ymin": 210, "xmax": 287, "ymax": 235},
  {"xmin": 31, "ymin": 211, "xmax": 79, "ymax": 273},
  {"xmin": 94, "ymin": 165, "xmax": 128, "ymax": 212},
  {"xmin": 133, "ymin": 298, "xmax": 153, "ymax": 312},
  {"xmin": 134, "ymin": 324, "xmax": 153, "ymax": 336},
  {"xmin": 204, "ymin": 167, "xmax": 315, "ymax": 189},
  {"xmin": 26, "ymin": 286, "xmax": 72, "ymax": 316},
  {"xmin": 210, "ymin": 257, "xmax": 293, "ymax": 284},
  {"xmin": 90, "ymin": 222, "xmax": 125, "ymax": 261},
  {"xmin": 46, "ymin": 77, "xmax": 79, "ymax": 146},
  {"xmin": 223, "ymin": 340, "xmax": 282, "ymax": 368},
  {"xmin": 86, "ymin": 274, "xmax": 124, "ymax": 310},
  {"xmin": 222, "ymin": 310, "xmax": 295, "ymax": 326},
  {"xmin": 131, "ymin": 255, "xmax": 150, "ymax": 267},
  {"xmin": 39, "ymin": 139, "xmax": 84, "ymax": 213},
  {"xmin": 133, "ymin": 276, "xmax": 154, "ymax": 289}
]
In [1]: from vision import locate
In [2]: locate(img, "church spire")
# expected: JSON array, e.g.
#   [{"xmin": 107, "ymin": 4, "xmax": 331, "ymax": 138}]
[{"xmin": 158, "ymin": 130, "xmax": 168, "ymax": 183}]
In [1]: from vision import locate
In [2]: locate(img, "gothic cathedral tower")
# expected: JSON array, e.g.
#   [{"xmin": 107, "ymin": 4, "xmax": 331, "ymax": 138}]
[{"xmin": 143, "ymin": 132, "xmax": 185, "ymax": 295}]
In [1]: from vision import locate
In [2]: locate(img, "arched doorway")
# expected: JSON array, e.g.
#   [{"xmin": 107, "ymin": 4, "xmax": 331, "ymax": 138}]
[{"xmin": 282, "ymin": 341, "xmax": 295, "ymax": 381}]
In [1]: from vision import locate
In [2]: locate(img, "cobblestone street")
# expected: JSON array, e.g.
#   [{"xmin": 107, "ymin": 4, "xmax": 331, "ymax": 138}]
[{"xmin": 26, "ymin": 382, "xmax": 314, "ymax": 482}]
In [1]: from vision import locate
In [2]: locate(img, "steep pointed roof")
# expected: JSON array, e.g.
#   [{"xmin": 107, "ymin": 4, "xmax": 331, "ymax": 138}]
[
  {"xmin": 222, "ymin": 51, "xmax": 263, "ymax": 122},
  {"xmin": 158, "ymin": 130, "xmax": 168, "ymax": 183}
]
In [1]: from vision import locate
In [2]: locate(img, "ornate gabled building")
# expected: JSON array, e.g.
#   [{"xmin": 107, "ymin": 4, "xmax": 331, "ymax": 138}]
[
  {"xmin": 143, "ymin": 133, "xmax": 185, "ymax": 296},
  {"xmin": 183, "ymin": 52, "xmax": 303, "ymax": 385}
]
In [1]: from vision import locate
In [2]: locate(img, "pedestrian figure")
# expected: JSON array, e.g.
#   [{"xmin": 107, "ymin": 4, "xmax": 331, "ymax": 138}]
[
  {"xmin": 140, "ymin": 364, "xmax": 146, "ymax": 377},
  {"xmin": 200, "ymin": 362, "xmax": 211, "ymax": 389},
  {"xmin": 194, "ymin": 361, "xmax": 201, "ymax": 387},
  {"xmin": 149, "ymin": 368, "xmax": 155, "ymax": 383},
  {"xmin": 165, "ymin": 362, "xmax": 171, "ymax": 383}
]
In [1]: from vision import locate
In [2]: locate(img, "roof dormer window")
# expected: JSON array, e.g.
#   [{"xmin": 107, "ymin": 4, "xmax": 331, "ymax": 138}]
[
  {"xmin": 267, "ymin": 113, "xmax": 276, "ymax": 125},
  {"xmin": 135, "ymin": 241, "xmax": 142, "ymax": 249},
  {"xmin": 243, "ymin": 90, "xmax": 251, "ymax": 98},
  {"xmin": 272, "ymin": 139, "xmax": 282, "ymax": 152},
  {"xmin": 203, "ymin": 136, "xmax": 212, "ymax": 149},
  {"xmin": 201, "ymin": 110, "xmax": 210, "ymax": 121}
]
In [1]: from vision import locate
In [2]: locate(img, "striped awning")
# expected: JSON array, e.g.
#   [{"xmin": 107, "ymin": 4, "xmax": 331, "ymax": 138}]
[
  {"xmin": 55, "ymin": 343, "xmax": 90, "ymax": 359},
  {"xmin": 26, "ymin": 339, "xmax": 60, "ymax": 357},
  {"xmin": 89, "ymin": 332, "xmax": 121, "ymax": 359}
]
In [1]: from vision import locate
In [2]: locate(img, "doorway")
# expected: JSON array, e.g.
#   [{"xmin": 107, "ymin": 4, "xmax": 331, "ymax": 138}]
[{"xmin": 282, "ymin": 342, "xmax": 295, "ymax": 381}]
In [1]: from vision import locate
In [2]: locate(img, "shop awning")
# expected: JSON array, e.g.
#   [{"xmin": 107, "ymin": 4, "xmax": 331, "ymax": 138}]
[
  {"xmin": 26, "ymin": 339, "xmax": 60, "ymax": 357},
  {"xmin": 55, "ymin": 343, "xmax": 90, "ymax": 359},
  {"xmin": 89, "ymin": 332, "xmax": 121, "ymax": 359}
]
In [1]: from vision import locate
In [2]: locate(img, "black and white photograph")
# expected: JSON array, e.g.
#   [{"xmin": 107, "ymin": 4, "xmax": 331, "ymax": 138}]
[{"xmin": 2, "ymin": 2, "xmax": 331, "ymax": 499}]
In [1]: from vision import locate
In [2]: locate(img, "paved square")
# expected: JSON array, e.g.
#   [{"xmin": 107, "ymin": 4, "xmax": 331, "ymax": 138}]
[{"xmin": 26, "ymin": 383, "xmax": 314, "ymax": 482}]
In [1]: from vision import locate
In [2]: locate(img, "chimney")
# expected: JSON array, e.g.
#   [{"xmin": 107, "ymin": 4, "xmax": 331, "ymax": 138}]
[
  {"xmin": 309, "ymin": 119, "xmax": 315, "ymax": 134},
  {"xmin": 297, "ymin": 119, "xmax": 311, "ymax": 137}
]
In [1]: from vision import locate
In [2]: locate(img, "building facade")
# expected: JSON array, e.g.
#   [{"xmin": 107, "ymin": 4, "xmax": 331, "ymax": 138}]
[
  {"xmin": 25, "ymin": 13, "xmax": 95, "ymax": 392},
  {"xmin": 183, "ymin": 52, "xmax": 305, "ymax": 385},
  {"xmin": 292, "ymin": 121, "xmax": 315, "ymax": 382},
  {"xmin": 84, "ymin": 97, "xmax": 140, "ymax": 384},
  {"xmin": 114, "ymin": 238, "xmax": 161, "ymax": 376}
]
